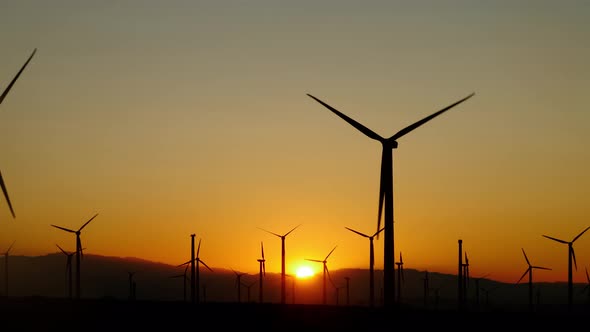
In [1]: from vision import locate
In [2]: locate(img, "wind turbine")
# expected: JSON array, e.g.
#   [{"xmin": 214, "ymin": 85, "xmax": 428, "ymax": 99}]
[
  {"xmin": 423, "ymin": 270, "xmax": 430, "ymax": 307},
  {"xmin": 305, "ymin": 245, "xmax": 337, "ymax": 305},
  {"xmin": 462, "ymin": 252, "xmax": 470, "ymax": 303},
  {"xmin": 178, "ymin": 237, "xmax": 213, "ymax": 304},
  {"xmin": 307, "ymin": 92, "xmax": 475, "ymax": 307},
  {"xmin": 345, "ymin": 226, "xmax": 383, "ymax": 307},
  {"xmin": 257, "ymin": 241, "xmax": 266, "ymax": 303},
  {"xmin": 56, "ymin": 244, "xmax": 75, "ymax": 299},
  {"xmin": 0, "ymin": 48, "xmax": 37, "ymax": 219},
  {"xmin": 128, "ymin": 271, "xmax": 138, "ymax": 301},
  {"xmin": 395, "ymin": 251, "xmax": 404, "ymax": 304},
  {"xmin": 516, "ymin": 248, "xmax": 551, "ymax": 312},
  {"xmin": 231, "ymin": 268, "xmax": 247, "ymax": 303},
  {"xmin": 542, "ymin": 225, "xmax": 590, "ymax": 311},
  {"xmin": 2, "ymin": 241, "xmax": 15, "ymax": 297},
  {"xmin": 472, "ymin": 272, "xmax": 491, "ymax": 311},
  {"xmin": 50, "ymin": 212, "xmax": 99, "ymax": 300},
  {"xmin": 169, "ymin": 264, "xmax": 190, "ymax": 302},
  {"xmin": 242, "ymin": 279, "xmax": 257, "ymax": 303},
  {"xmin": 259, "ymin": 224, "xmax": 301, "ymax": 305}
]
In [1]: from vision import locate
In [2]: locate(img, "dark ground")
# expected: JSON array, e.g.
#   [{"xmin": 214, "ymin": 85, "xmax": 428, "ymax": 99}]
[{"xmin": 0, "ymin": 296, "xmax": 586, "ymax": 331}]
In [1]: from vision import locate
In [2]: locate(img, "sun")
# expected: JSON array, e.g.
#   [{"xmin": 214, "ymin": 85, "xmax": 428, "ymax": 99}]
[{"xmin": 295, "ymin": 265, "xmax": 315, "ymax": 279}]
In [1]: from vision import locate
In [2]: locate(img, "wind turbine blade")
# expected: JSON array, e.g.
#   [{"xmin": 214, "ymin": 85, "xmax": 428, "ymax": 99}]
[
  {"xmin": 572, "ymin": 226, "xmax": 590, "ymax": 242},
  {"xmin": 284, "ymin": 224, "xmax": 301, "ymax": 237},
  {"xmin": 400, "ymin": 251, "xmax": 403, "ymax": 264},
  {"xmin": 532, "ymin": 266, "xmax": 551, "ymax": 271},
  {"xmin": 262, "ymin": 261, "xmax": 266, "ymax": 276},
  {"xmin": 372, "ymin": 227, "xmax": 385, "ymax": 238},
  {"xmin": 258, "ymin": 227, "xmax": 281, "ymax": 238},
  {"xmin": 56, "ymin": 244, "xmax": 68, "ymax": 255},
  {"xmin": 177, "ymin": 259, "xmax": 191, "ymax": 267},
  {"xmin": 261, "ymin": 242, "xmax": 264, "ymax": 259},
  {"xmin": 586, "ymin": 267, "xmax": 589, "ymax": 283},
  {"xmin": 521, "ymin": 248, "xmax": 530, "ymax": 266},
  {"xmin": 325, "ymin": 245, "xmax": 337, "ymax": 260},
  {"xmin": 51, "ymin": 225, "xmax": 76, "ymax": 233},
  {"xmin": 0, "ymin": 48, "xmax": 37, "ymax": 106},
  {"xmin": 571, "ymin": 247, "xmax": 577, "ymax": 271},
  {"xmin": 542, "ymin": 235, "xmax": 567, "ymax": 244},
  {"xmin": 389, "ymin": 93, "xmax": 475, "ymax": 141},
  {"xmin": 376, "ymin": 153, "xmax": 386, "ymax": 239},
  {"xmin": 0, "ymin": 170, "xmax": 15, "ymax": 218},
  {"xmin": 77, "ymin": 237, "xmax": 83, "ymax": 260},
  {"xmin": 197, "ymin": 238, "xmax": 202, "ymax": 258},
  {"xmin": 306, "ymin": 94, "xmax": 384, "ymax": 141},
  {"xmin": 79, "ymin": 213, "xmax": 98, "ymax": 231},
  {"xmin": 345, "ymin": 227, "xmax": 369, "ymax": 238},
  {"xmin": 516, "ymin": 268, "xmax": 529, "ymax": 284},
  {"xmin": 199, "ymin": 259, "xmax": 214, "ymax": 272},
  {"xmin": 6, "ymin": 240, "xmax": 15, "ymax": 254},
  {"xmin": 306, "ymin": 259, "xmax": 322, "ymax": 263}
]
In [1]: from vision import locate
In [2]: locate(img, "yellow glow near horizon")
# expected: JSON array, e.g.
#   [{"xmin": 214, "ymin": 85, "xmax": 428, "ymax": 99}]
[{"xmin": 295, "ymin": 266, "xmax": 315, "ymax": 279}]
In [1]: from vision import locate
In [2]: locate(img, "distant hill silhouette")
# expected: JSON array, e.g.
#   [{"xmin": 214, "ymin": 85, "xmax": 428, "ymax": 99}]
[{"xmin": 2, "ymin": 253, "xmax": 589, "ymax": 312}]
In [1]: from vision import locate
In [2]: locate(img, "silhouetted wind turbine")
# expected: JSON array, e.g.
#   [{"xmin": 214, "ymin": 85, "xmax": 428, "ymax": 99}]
[
  {"xmin": 423, "ymin": 270, "xmax": 430, "ymax": 307},
  {"xmin": 259, "ymin": 224, "xmax": 301, "ymax": 304},
  {"xmin": 231, "ymin": 268, "xmax": 247, "ymax": 303},
  {"xmin": 2, "ymin": 241, "xmax": 15, "ymax": 297},
  {"xmin": 542, "ymin": 226, "xmax": 590, "ymax": 311},
  {"xmin": 306, "ymin": 245, "xmax": 337, "ymax": 305},
  {"xmin": 462, "ymin": 252, "xmax": 470, "ymax": 301},
  {"xmin": 395, "ymin": 251, "xmax": 404, "ymax": 304},
  {"xmin": 242, "ymin": 279, "xmax": 256, "ymax": 303},
  {"xmin": 472, "ymin": 272, "xmax": 490, "ymax": 311},
  {"xmin": 56, "ymin": 244, "xmax": 75, "ymax": 299},
  {"xmin": 179, "ymin": 238, "xmax": 213, "ymax": 304},
  {"xmin": 51, "ymin": 213, "xmax": 99, "ymax": 300},
  {"xmin": 307, "ymin": 92, "xmax": 475, "ymax": 308},
  {"xmin": 128, "ymin": 271, "xmax": 138, "ymax": 301},
  {"xmin": 345, "ymin": 226, "xmax": 383, "ymax": 307},
  {"xmin": 516, "ymin": 248, "xmax": 551, "ymax": 312},
  {"xmin": 0, "ymin": 48, "xmax": 37, "ymax": 219},
  {"xmin": 257, "ymin": 241, "xmax": 266, "ymax": 303},
  {"xmin": 169, "ymin": 264, "xmax": 190, "ymax": 302}
]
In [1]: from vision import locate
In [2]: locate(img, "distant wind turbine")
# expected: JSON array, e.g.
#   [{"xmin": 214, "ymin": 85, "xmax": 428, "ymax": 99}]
[
  {"xmin": 306, "ymin": 245, "xmax": 337, "ymax": 305},
  {"xmin": 0, "ymin": 48, "xmax": 37, "ymax": 219},
  {"xmin": 395, "ymin": 251, "xmax": 404, "ymax": 304},
  {"xmin": 516, "ymin": 248, "xmax": 551, "ymax": 312},
  {"xmin": 169, "ymin": 264, "xmax": 190, "ymax": 302},
  {"xmin": 307, "ymin": 92, "xmax": 475, "ymax": 307},
  {"xmin": 56, "ymin": 244, "xmax": 75, "ymax": 299},
  {"xmin": 2, "ymin": 241, "xmax": 15, "ymax": 297},
  {"xmin": 259, "ymin": 224, "xmax": 301, "ymax": 304},
  {"xmin": 242, "ymin": 279, "xmax": 257, "ymax": 303},
  {"xmin": 462, "ymin": 252, "xmax": 470, "ymax": 302},
  {"xmin": 231, "ymin": 268, "xmax": 247, "ymax": 303},
  {"xmin": 178, "ymin": 237, "xmax": 213, "ymax": 304},
  {"xmin": 542, "ymin": 225, "xmax": 590, "ymax": 311},
  {"xmin": 345, "ymin": 226, "xmax": 383, "ymax": 307},
  {"xmin": 580, "ymin": 267, "xmax": 590, "ymax": 304},
  {"xmin": 51, "ymin": 213, "xmax": 99, "ymax": 300},
  {"xmin": 257, "ymin": 241, "xmax": 266, "ymax": 303},
  {"xmin": 128, "ymin": 271, "xmax": 138, "ymax": 301}
]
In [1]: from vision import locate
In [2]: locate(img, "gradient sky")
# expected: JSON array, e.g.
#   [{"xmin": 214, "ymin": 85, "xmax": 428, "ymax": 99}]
[{"xmin": 1, "ymin": 1, "xmax": 589, "ymax": 284}]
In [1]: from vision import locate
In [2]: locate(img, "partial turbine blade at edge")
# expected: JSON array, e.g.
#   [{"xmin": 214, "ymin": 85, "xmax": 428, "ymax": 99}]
[
  {"xmin": 0, "ymin": 48, "xmax": 37, "ymax": 106},
  {"xmin": 389, "ymin": 93, "xmax": 475, "ymax": 141},
  {"xmin": 0, "ymin": 170, "xmax": 15, "ymax": 218},
  {"xmin": 571, "ymin": 247, "xmax": 577, "ymax": 271},
  {"xmin": 345, "ymin": 227, "xmax": 369, "ymax": 238},
  {"xmin": 572, "ymin": 226, "xmax": 590, "ymax": 243},
  {"xmin": 306, "ymin": 94, "xmax": 384, "ymax": 142},
  {"xmin": 542, "ymin": 235, "xmax": 568, "ymax": 244}
]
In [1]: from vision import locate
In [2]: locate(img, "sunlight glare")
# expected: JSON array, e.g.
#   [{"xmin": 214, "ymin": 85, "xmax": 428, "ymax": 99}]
[{"xmin": 296, "ymin": 266, "xmax": 315, "ymax": 279}]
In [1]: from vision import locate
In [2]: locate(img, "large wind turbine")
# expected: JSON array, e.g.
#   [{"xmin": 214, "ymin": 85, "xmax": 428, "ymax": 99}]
[
  {"xmin": 516, "ymin": 248, "xmax": 551, "ymax": 312},
  {"xmin": 259, "ymin": 224, "xmax": 301, "ymax": 304},
  {"xmin": 51, "ymin": 213, "xmax": 99, "ymax": 300},
  {"xmin": 542, "ymin": 225, "xmax": 590, "ymax": 311},
  {"xmin": 2, "ymin": 241, "xmax": 15, "ymax": 297},
  {"xmin": 307, "ymin": 92, "xmax": 475, "ymax": 307},
  {"xmin": 345, "ymin": 226, "xmax": 383, "ymax": 307},
  {"xmin": 0, "ymin": 48, "xmax": 37, "ymax": 219},
  {"xmin": 306, "ymin": 245, "xmax": 337, "ymax": 305}
]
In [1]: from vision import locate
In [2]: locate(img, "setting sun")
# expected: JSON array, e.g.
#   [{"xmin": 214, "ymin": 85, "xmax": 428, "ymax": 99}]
[{"xmin": 295, "ymin": 266, "xmax": 315, "ymax": 279}]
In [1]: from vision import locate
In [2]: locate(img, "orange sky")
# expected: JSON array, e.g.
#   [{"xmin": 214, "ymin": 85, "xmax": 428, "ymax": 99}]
[{"xmin": 1, "ymin": 1, "xmax": 589, "ymax": 284}]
